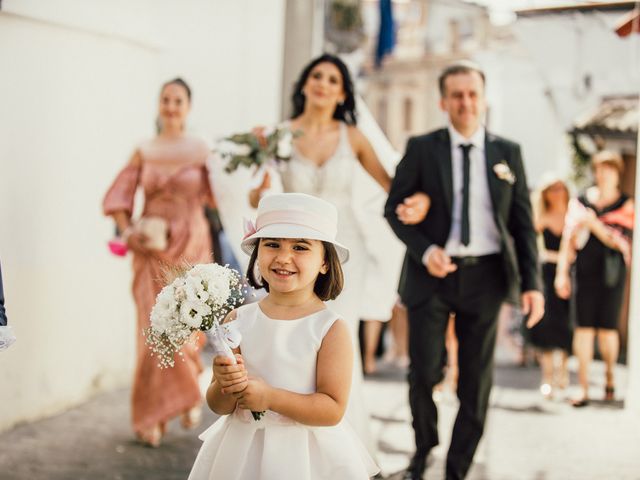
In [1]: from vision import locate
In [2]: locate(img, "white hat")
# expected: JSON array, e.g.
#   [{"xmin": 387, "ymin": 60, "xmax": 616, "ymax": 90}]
[{"xmin": 240, "ymin": 193, "xmax": 350, "ymax": 263}]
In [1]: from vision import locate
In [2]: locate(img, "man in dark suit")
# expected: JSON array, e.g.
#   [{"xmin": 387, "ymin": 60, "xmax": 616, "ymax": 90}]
[{"xmin": 385, "ymin": 61, "xmax": 544, "ymax": 480}]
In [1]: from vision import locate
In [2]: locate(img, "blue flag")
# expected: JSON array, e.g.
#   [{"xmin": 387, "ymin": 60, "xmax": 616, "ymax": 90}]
[{"xmin": 375, "ymin": 0, "xmax": 395, "ymax": 67}]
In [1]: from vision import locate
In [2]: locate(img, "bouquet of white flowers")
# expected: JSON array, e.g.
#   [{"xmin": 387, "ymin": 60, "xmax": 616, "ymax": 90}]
[
  {"xmin": 146, "ymin": 263, "xmax": 244, "ymax": 368},
  {"xmin": 216, "ymin": 125, "xmax": 300, "ymax": 173}
]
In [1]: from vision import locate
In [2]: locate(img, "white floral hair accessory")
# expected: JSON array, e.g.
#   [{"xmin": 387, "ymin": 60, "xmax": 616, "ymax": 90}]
[{"xmin": 493, "ymin": 162, "xmax": 516, "ymax": 185}]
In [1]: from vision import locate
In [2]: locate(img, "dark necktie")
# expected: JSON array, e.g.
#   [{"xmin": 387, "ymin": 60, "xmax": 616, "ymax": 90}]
[{"xmin": 460, "ymin": 143, "xmax": 472, "ymax": 246}]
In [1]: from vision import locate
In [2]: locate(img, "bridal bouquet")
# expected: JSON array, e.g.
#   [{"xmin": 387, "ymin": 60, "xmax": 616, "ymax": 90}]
[
  {"xmin": 216, "ymin": 125, "xmax": 299, "ymax": 173},
  {"xmin": 146, "ymin": 263, "xmax": 244, "ymax": 368}
]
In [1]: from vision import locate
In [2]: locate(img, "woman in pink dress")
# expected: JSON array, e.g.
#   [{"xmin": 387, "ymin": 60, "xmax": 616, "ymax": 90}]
[{"xmin": 103, "ymin": 78, "xmax": 215, "ymax": 447}]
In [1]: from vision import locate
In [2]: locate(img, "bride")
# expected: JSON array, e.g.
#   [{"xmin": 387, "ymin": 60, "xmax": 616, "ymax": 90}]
[{"xmin": 241, "ymin": 54, "xmax": 430, "ymax": 455}]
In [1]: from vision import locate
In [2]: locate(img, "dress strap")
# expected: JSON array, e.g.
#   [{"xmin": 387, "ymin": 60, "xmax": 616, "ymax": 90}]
[
  {"xmin": 337, "ymin": 122, "xmax": 353, "ymax": 156},
  {"xmin": 313, "ymin": 308, "xmax": 341, "ymax": 340}
]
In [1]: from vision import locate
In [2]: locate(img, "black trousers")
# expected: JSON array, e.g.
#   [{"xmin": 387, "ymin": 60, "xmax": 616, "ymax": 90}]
[{"xmin": 407, "ymin": 256, "xmax": 507, "ymax": 480}]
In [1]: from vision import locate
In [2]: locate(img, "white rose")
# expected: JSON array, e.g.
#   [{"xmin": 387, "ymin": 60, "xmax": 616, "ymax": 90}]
[
  {"xmin": 277, "ymin": 131, "xmax": 293, "ymax": 158},
  {"xmin": 150, "ymin": 285, "xmax": 179, "ymax": 333},
  {"xmin": 185, "ymin": 275, "xmax": 208, "ymax": 302},
  {"xmin": 151, "ymin": 312, "xmax": 172, "ymax": 334},
  {"xmin": 180, "ymin": 302, "xmax": 202, "ymax": 328},
  {"xmin": 234, "ymin": 143, "xmax": 252, "ymax": 156},
  {"xmin": 180, "ymin": 300, "xmax": 212, "ymax": 328}
]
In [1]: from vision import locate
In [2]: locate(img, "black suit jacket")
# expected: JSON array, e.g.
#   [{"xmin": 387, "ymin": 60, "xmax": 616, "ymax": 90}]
[{"xmin": 385, "ymin": 128, "xmax": 541, "ymax": 308}]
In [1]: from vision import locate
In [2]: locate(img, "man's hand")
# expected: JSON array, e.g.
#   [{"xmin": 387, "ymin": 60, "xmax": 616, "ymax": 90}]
[
  {"xmin": 521, "ymin": 290, "xmax": 544, "ymax": 328},
  {"xmin": 425, "ymin": 247, "xmax": 457, "ymax": 278}
]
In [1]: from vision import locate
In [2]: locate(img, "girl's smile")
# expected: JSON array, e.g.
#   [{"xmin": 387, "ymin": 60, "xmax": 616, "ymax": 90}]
[
  {"xmin": 272, "ymin": 268, "xmax": 296, "ymax": 277},
  {"xmin": 258, "ymin": 238, "xmax": 327, "ymax": 294}
]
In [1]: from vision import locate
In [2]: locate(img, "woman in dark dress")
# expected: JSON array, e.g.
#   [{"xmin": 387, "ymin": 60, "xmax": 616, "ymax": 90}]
[
  {"xmin": 530, "ymin": 175, "xmax": 573, "ymax": 398},
  {"xmin": 555, "ymin": 151, "xmax": 634, "ymax": 406}
]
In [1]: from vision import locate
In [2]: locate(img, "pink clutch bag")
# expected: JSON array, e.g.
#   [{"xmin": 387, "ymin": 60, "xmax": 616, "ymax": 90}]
[{"xmin": 108, "ymin": 239, "xmax": 128, "ymax": 257}]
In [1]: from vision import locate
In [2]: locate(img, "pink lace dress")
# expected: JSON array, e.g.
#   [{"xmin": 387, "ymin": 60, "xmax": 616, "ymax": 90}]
[{"xmin": 103, "ymin": 136, "xmax": 215, "ymax": 435}]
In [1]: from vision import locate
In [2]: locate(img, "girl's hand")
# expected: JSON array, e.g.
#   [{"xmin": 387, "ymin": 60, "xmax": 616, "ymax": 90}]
[
  {"xmin": 236, "ymin": 376, "xmax": 271, "ymax": 412},
  {"xmin": 554, "ymin": 272, "xmax": 571, "ymax": 300},
  {"xmin": 213, "ymin": 354, "xmax": 248, "ymax": 395},
  {"xmin": 126, "ymin": 231, "xmax": 151, "ymax": 255},
  {"xmin": 396, "ymin": 192, "xmax": 431, "ymax": 225}
]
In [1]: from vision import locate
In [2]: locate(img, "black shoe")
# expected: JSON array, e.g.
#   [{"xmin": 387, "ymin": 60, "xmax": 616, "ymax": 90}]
[{"xmin": 401, "ymin": 453, "xmax": 427, "ymax": 479}]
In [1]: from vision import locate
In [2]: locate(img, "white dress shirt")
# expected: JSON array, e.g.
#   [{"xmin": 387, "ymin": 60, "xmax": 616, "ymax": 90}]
[{"xmin": 423, "ymin": 125, "xmax": 501, "ymax": 266}]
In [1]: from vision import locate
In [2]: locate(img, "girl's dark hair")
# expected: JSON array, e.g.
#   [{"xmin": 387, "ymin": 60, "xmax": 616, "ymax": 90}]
[
  {"xmin": 246, "ymin": 240, "xmax": 344, "ymax": 301},
  {"xmin": 291, "ymin": 54, "xmax": 357, "ymax": 125},
  {"xmin": 160, "ymin": 77, "xmax": 192, "ymax": 101}
]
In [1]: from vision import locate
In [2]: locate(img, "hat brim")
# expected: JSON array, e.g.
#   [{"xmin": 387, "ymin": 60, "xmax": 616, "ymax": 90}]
[{"xmin": 241, "ymin": 224, "xmax": 350, "ymax": 264}]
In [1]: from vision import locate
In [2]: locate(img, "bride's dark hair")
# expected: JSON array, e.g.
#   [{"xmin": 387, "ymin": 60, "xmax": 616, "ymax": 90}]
[{"xmin": 290, "ymin": 54, "xmax": 357, "ymax": 126}]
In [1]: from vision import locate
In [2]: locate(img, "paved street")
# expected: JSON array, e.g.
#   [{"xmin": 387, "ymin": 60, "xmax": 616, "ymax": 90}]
[{"xmin": 1, "ymin": 348, "xmax": 639, "ymax": 480}]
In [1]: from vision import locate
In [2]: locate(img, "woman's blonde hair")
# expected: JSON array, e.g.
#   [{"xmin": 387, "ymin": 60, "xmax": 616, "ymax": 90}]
[{"xmin": 532, "ymin": 172, "xmax": 570, "ymax": 223}]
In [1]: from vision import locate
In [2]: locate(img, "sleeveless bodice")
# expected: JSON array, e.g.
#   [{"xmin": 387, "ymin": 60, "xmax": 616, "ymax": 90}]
[
  {"xmin": 189, "ymin": 300, "xmax": 379, "ymax": 479},
  {"xmin": 231, "ymin": 303, "xmax": 338, "ymax": 395},
  {"xmin": 281, "ymin": 123, "xmax": 356, "ymax": 208}
]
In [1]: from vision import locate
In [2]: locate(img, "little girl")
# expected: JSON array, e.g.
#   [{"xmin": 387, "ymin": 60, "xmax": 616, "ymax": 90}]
[{"xmin": 188, "ymin": 192, "xmax": 379, "ymax": 480}]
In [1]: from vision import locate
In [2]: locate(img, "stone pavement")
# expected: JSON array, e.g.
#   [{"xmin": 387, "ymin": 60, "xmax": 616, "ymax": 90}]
[{"xmin": 1, "ymin": 349, "xmax": 639, "ymax": 480}]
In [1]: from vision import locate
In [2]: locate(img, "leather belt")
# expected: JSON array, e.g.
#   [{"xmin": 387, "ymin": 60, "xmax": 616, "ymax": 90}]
[{"xmin": 450, "ymin": 253, "xmax": 501, "ymax": 268}]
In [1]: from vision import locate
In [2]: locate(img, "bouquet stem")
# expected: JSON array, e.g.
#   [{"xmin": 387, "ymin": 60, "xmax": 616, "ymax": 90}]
[{"xmin": 211, "ymin": 323, "xmax": 265, "ymax": 421}]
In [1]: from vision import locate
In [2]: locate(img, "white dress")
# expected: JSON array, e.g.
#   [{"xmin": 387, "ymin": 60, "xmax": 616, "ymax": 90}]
[
  {"xmin": 280, "ymin": 122, "xmax": 374, "ymax": 454},
  {"xmin": 188, "ymin": 303, "xmax": 379, "ymax": 480}
]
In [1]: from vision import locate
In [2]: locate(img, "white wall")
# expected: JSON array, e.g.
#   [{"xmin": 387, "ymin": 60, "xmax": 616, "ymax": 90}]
[
  {"xmin": 478, "ymin": 49, "xmax": 573, "ymax": 184},
  {"xmin": 508, "ymin": 11, "xmax": 640, "ymax": 185},
  {"xmin": 515, "ymin": 12, "xmax": 640, "ymax": 129},
  {"xmin": 0, "ymin": 0, "xmax": 285, "ymax": 432}
]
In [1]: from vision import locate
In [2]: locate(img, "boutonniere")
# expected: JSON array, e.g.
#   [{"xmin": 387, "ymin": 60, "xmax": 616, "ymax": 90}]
[{"xmin": 493, "ymin": 162, "xmax": 516, "ymax": 185}]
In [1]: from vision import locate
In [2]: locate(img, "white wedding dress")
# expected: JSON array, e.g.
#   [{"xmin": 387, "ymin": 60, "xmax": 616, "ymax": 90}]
[
  {"xmin": 207, "ymin": 97, "xmax": 407, "ymax": 457},
  {"xmin": 280, "ymin": 122, "xmax": 375, "ymax": 454}
]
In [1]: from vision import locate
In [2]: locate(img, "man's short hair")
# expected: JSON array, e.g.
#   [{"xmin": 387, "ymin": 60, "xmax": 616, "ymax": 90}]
[{"xmin": 438, "ymin": 60, "xmax": 486, "ymax": 96}]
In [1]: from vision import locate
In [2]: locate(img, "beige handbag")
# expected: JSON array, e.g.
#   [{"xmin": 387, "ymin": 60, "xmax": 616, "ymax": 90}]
[{"xmin": 133, "ymin": 216, "xmax": 169, "ymax": 251}]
